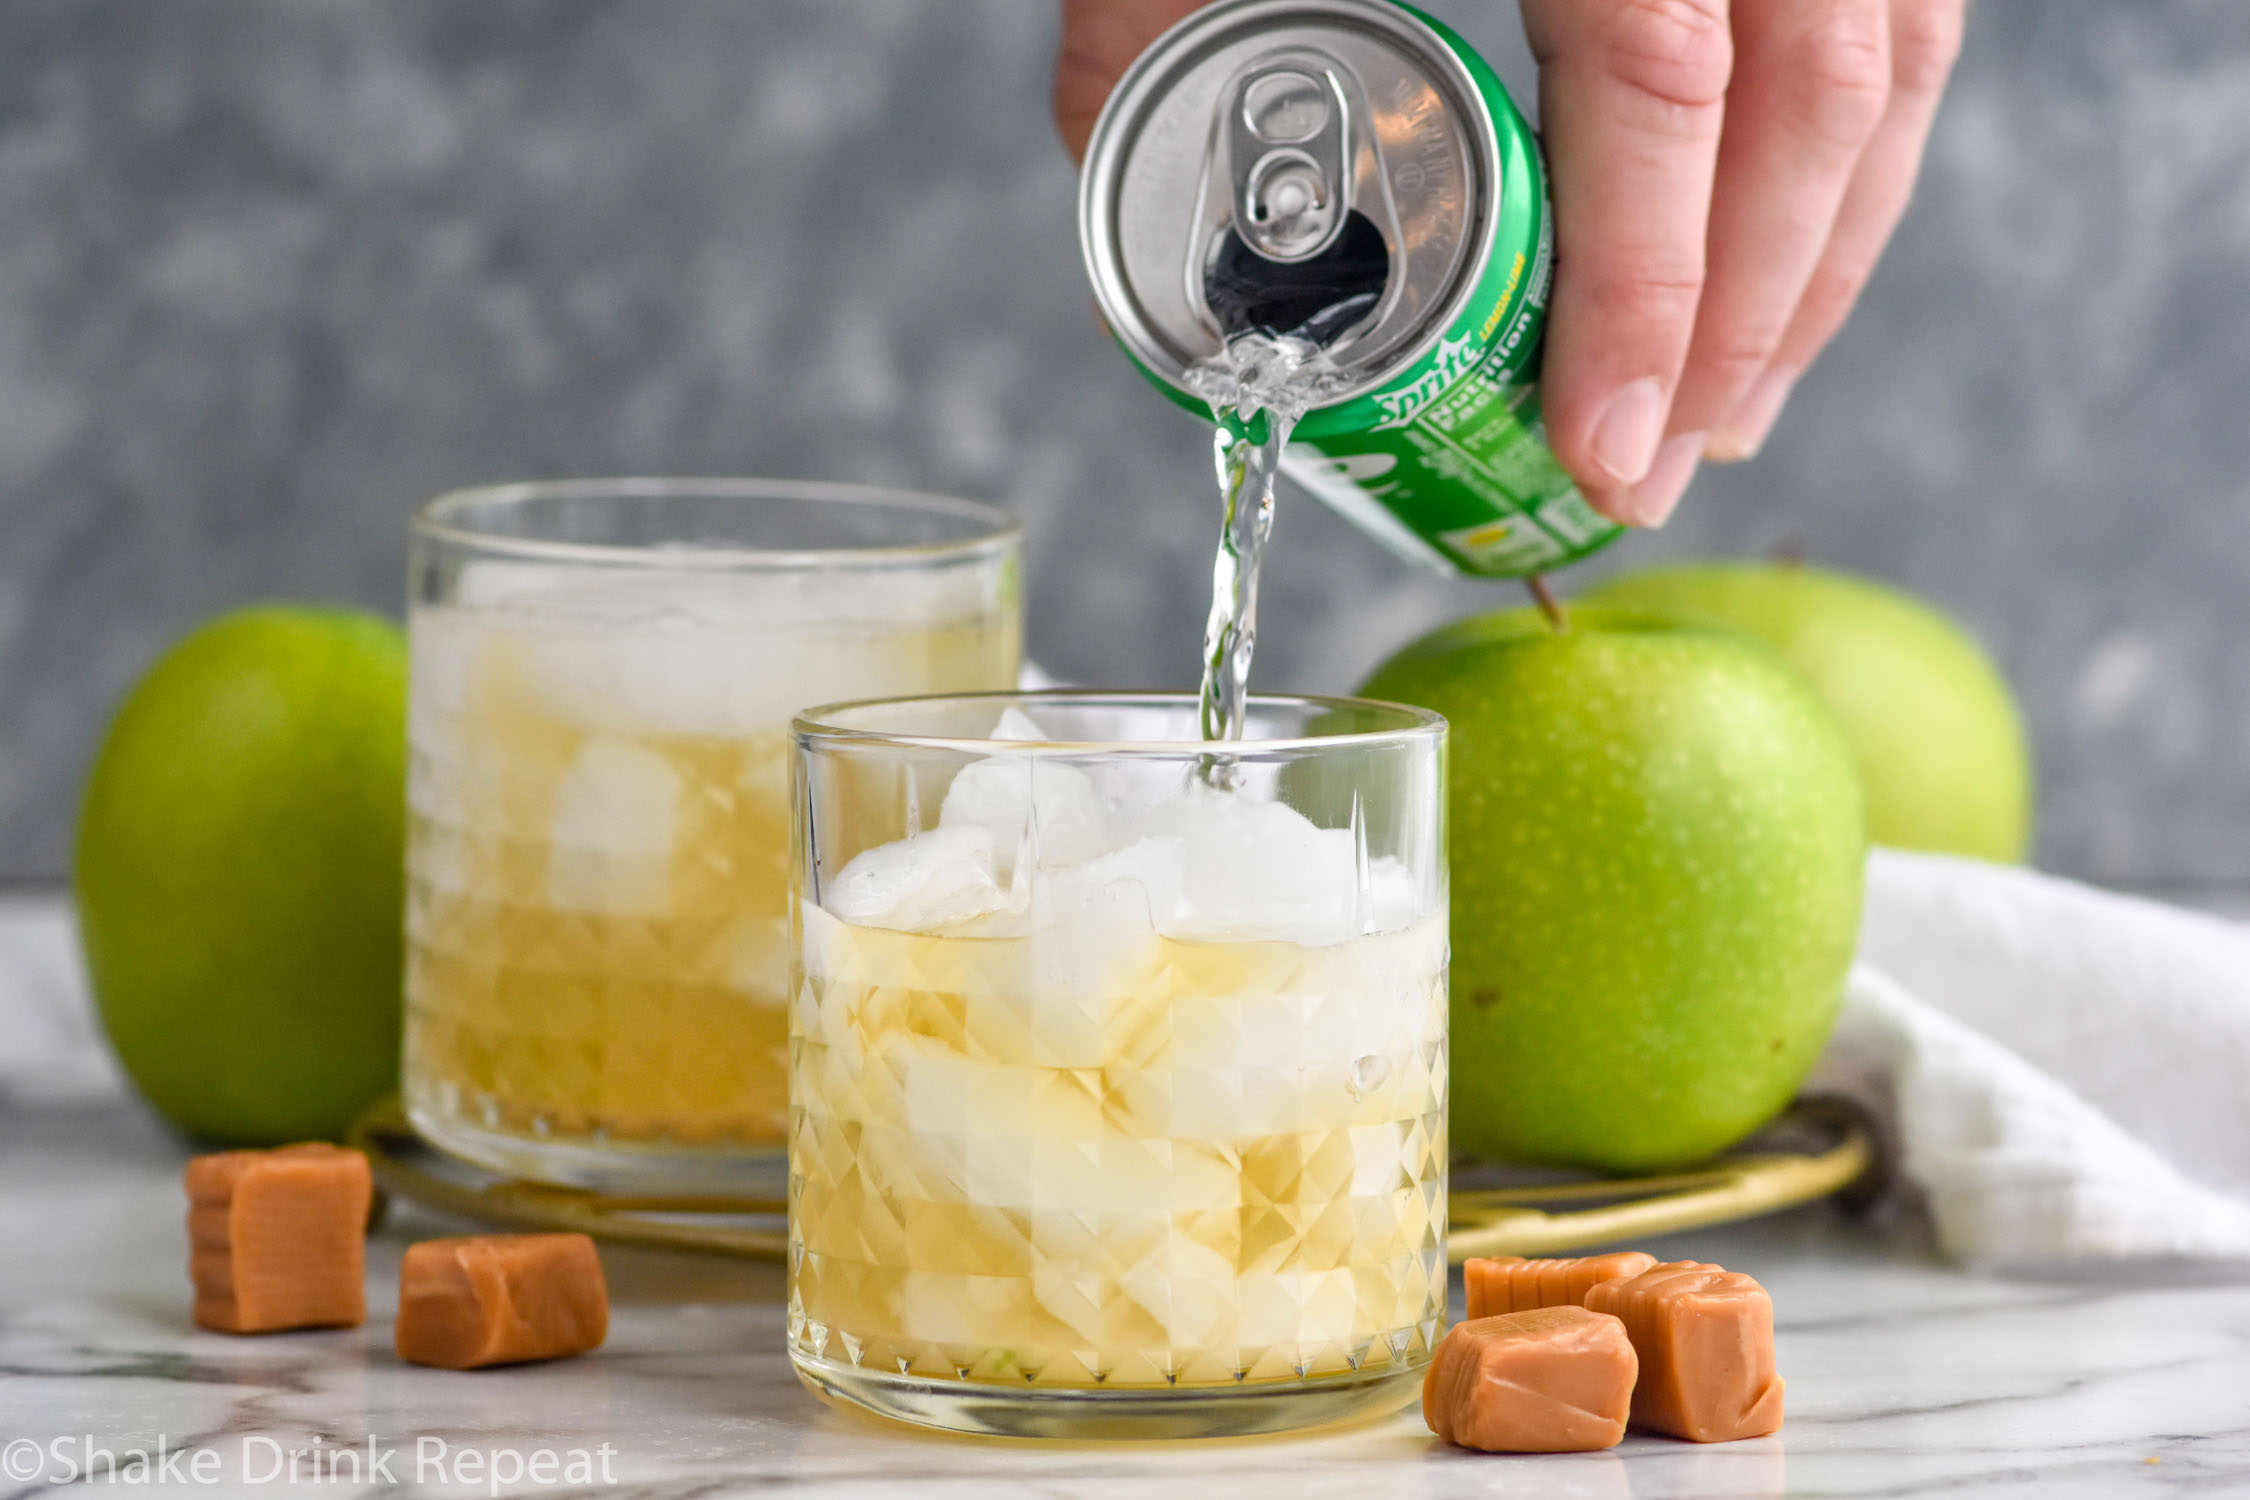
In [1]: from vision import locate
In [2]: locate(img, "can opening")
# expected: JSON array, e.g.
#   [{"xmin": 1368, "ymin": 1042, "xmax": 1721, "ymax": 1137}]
[
  {"xmin": 1204, "ymin": 210, "xmax": 1389, "ymax": 344},
  {"xmin": 1195, "ymin": 50, "xmax": 1394, "ymax": 349},
  {"xmin": 1080, "ymin": 0, "xmax": 1507, "ymax": 405}
]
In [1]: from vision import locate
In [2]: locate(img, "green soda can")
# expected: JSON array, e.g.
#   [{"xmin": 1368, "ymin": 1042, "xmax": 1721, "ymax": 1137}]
[{"xmin": 1079, "ymin": 0, "xmax": 1619, "ymax": 578}]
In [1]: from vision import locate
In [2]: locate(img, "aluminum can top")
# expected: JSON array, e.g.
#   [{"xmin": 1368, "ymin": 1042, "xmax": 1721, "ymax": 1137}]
[{"xmin": 1079, "ymin": 0, "xmax": 1502, "ymax": 407}]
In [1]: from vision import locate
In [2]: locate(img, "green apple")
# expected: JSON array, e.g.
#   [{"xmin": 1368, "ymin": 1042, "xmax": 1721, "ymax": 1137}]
[
  {"xmin": 1585, "ymin": 563, "xmax": 2031, "ymax": 861},
  {"xmin": 75, "ymin": 606, "xmax": 407, "ymax": 1144},
  {"xmin": 1362, "ymin": 606, "xmax": 1865, "ymax": 1171}
]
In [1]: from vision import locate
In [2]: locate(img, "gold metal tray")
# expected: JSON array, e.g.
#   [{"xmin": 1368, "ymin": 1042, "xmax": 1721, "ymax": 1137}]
[{"xmin": 350, "ymin": 1095, "xmax": 1876, "ymax": 1265}]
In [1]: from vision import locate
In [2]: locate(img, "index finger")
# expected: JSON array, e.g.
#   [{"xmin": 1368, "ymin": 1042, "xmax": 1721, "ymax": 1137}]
[{"xmin": 1523, "ymin": 0, "xmax": 1734, "ymax": 524}]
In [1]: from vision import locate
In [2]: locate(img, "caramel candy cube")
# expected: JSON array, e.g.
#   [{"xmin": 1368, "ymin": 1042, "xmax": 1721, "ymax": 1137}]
[
  {"xmin": 185, "ymin": 1143, "xmax": 370, "ymax": 1334},
  {"xmin": 1584, "ymin": 1261, "xmax": 1784, "ymax": 1441},
  {"xmin": 1464, "ymin": 1251, "xmax": 1659, "ymax": 1319},
  {"xmin": 396, "ymin": 1234, "xmax": 608, "ymax": 1369},
  {"xmin": 1423, "ymin": 1305, "xmax": 1638, "ymax": 1452}
]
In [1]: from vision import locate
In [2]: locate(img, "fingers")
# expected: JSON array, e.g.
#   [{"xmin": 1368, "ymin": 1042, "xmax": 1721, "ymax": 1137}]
[
  {"xmin": 1670, "ymin": 0, "xmax": 1892, "ymax": 463},
  {"xmin": 1057, "ymin": 0, "xmax": 1959, "ymax": 533},
  {"xmin": 1521, "ymin": 0, "xmax": 1733, "ymax": 527},
  {"xmin": 1720, "ymin": 0, "xmax": 1963, "ymax": 452},
  {"xmin": 1053, "ymin": 0, "xmax": 1205, "ymax": 162}
]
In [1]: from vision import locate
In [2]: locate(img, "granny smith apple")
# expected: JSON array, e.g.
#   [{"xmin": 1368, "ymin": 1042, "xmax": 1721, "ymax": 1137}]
[
  {"xmin": 1363, "ymin": 606, "xmax": 1865, "ymax": 1171},
  {"xmin": 1585, "ymin": 563, "xmax": 2030, "ymax": 861},
  {"xmin": 76, "ymin": 606, "xmax": 407, "ymax": 1144}
]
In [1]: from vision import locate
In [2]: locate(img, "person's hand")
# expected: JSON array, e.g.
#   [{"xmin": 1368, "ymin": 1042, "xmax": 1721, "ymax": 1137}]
[
  {"xmin": 1053, "ymin": 0, "xmax": 1208, "ymax": 163},
  {"xmin": 1052, "ymin": 0, "xmax": 1965, "ymax": 529}
]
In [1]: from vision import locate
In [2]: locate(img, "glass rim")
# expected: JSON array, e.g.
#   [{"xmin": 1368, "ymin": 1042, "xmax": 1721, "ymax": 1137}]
[
  {"xmin": 794, "ymin": 690, "xmax": 1446, "ymax": 757},
  {"xmin": 410, "ymin": 477, "xmax": 1021, "ymax": 571}
]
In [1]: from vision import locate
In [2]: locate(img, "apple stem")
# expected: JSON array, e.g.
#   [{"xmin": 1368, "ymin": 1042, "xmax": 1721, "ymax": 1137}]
[
  {"xmin": 1526, "ymin": 573, "xmax": 1569, "ymax": 634},
  {"xmin": 1771, "ymin": 535, "xmax": 1809, "ymax": 567}
]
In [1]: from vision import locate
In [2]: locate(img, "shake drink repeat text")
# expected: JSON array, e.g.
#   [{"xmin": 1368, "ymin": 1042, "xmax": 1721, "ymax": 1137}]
[{"xmin": 5, "ymin": 1433, "xmax": 620, "ymax": 1492}]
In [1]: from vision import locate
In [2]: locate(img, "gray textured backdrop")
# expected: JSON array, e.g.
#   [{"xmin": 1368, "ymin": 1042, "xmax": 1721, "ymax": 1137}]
[{"xmin": 2, "ymin": 1, "xmax": 2246, "ymax": 884}]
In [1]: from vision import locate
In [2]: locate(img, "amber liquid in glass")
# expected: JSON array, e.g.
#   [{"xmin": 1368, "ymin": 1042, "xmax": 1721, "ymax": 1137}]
[
  {"xmin": 404, "ymin": 601, "xmax": 1017, "ymax": 1183},
  {"xmin": 790, "ymin": 907, "xmax": 1448, "ymax": 1388}
]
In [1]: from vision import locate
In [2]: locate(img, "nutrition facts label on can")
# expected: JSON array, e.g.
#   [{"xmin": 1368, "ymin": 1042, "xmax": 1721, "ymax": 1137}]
[
  {"xmin": 1288, "ymin": 366, "xmax": 1615, "ymax": 576},
  {"xmin": 1389, "ymin": 358, "xmax": 1607, "ymax": 574}
]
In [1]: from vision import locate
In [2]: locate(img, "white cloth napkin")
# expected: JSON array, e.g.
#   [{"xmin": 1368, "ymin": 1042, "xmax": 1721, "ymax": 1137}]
[
  {"xmin": 1824, "ymin": 848, "xmax": 2250, "ymax": 1267},
  {"xmin": 0, "ymin": 897, "xmax": 125, "ymax": 1106}
]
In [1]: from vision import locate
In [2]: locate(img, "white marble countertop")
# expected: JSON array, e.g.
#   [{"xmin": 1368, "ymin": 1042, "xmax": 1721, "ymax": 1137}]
[{"xmin": 7, "ymin": 893, "xmax": 2250, "ymax": 1499}]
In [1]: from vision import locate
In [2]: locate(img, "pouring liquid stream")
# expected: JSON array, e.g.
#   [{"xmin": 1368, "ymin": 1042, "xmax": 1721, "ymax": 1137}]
[{"xmin": 1186, "ymin": 333, "xmax": 1350, "ymax": 775}]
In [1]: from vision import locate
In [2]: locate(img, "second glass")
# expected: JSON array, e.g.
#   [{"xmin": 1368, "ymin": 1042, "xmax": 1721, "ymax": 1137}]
[{"xmin": 403, "ymin": 479, "xmax": 1021, "ymax": 1191}]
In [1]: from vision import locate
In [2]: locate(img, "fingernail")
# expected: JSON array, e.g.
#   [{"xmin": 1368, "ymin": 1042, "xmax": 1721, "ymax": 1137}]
[
  {"xmin": 1706, "ymin": 366, "xmax": 1799, "ymax": 463},
  {"xmin": 1588, "ymin": 377, "xmax": 1666, "ymax": 485},
  {"xmin": 1622, "ymin": 432, "xmax": 1705, "ymax": 528}
]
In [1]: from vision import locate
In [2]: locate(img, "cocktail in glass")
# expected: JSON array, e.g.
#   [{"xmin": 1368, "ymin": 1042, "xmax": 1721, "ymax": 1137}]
[
  {"xmin": 403, "ymin": 479, "xmax": 1020, "ymax": 1191},
  {"xmin": 789, "ymin": 692, "xmax": 1447, "ymax": 1437}
]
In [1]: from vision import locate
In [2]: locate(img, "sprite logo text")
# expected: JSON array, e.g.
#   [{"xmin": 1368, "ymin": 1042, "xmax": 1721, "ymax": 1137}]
[{"xmin": 1371, "ymin": 328, "xmax": 1482, "ymax": 430}]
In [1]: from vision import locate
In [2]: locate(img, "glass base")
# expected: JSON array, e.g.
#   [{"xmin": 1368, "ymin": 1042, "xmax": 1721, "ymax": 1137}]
[
  {"xmin": 792, "ymin": 1353, "xmax": 1425, "ymax": 1440},
  {"xmin": 407, "ymin": 1101, "xmax": 787, "ymax": 1198}
]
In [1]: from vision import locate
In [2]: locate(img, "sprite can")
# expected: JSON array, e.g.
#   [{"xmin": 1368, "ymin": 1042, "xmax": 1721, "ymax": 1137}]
[{"xmin": 1078, "ymin": 0, "xmax": 1619, "ymax": 578}]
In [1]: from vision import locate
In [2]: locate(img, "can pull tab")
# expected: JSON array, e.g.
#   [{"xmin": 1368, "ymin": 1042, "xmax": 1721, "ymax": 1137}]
[
  {"xmin": 1229, "ymin": 64, "xmax": 1351, "ymax": 263},
  {"xmin": 1202, "ymin": 53, "xmax": 1391, "ymax": 346}
]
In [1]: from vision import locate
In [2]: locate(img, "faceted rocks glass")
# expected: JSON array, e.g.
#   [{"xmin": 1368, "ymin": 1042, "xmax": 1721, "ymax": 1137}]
[
  {"xmin": 403, "ymin": 479, "xmax": 1021, "ymax": 1193},
  {"xmin": 789, "ymin": 692, "xmax": 1448, "ymax": 1438}
]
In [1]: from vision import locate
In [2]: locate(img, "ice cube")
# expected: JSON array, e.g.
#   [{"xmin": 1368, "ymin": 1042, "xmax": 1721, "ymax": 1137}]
[
  {"xmin": 1114, "ymin": 1235, "xmax": 1243, "ymax": 1354},
  {"xmin": 979, "ymin": 835, "xmax": 1184, "ymax": 1065},
  {"xmin": 1361, "ymin": 855, "xmax": 1428, "ymax": 933},
  {"xmin": 899, "ymin": 1051, "xmax": 1106, "ymax": 1205},
  {"xmin": 544, "ymin": 737, "xmax": 681, "ymax": 915},
  {"xmin": 824, "ymin": 723, "xmax": 1432, "ymax": 949},
  {"xmin": 405, "ymin": 608, "xmax": 482, "ymax": 721},
  {"xmin": 975, "ymin": 834, "xmax": 1184, "ymax": 937},
  {"xmin": 825, "ymin": 823, "xmax": 1010, "ymax": 931},
  {"xmin": 990, "ymin": 706, "xmax": 1052, "ymax": 742},
  {"xmin": 1132, "ymin": 784, "xmax": 1437, "ymax": 944},
  {"xmin": 1135, "ymin": 783, "xmax": 1360, "ymax": 944},
  {"xmin": 499, "ymin": 614, "xmax": 847, "ymax": 740},
  {"xmin": 939, "ymin": 740, "xmax": 1112, "ymax": 874},
  {"xmin": 455, "ymin": 557, "xmax": 996, "ymax": 634},
  {"xmin": 423, "ymin": 557, "xmax": 1005, "ymax": 741}
]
